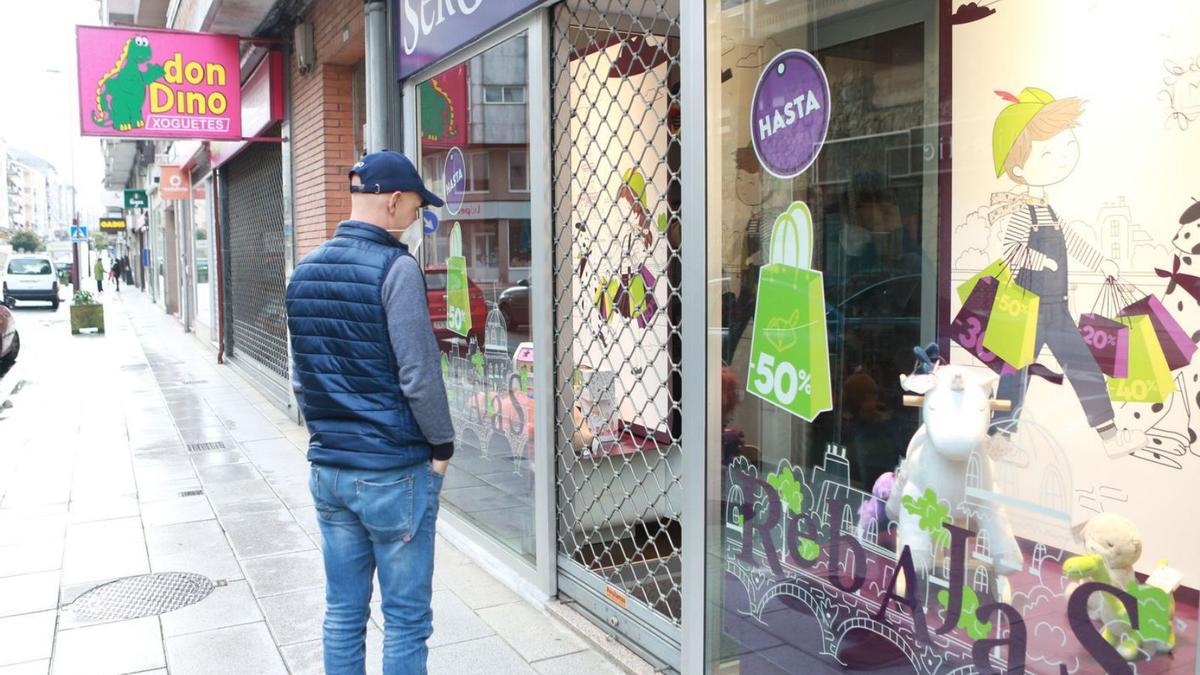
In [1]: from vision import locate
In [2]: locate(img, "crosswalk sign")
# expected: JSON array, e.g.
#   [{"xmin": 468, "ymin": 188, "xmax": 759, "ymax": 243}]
[{"xmin": 70, "ymin": 225, "xmax": 88, "ymax": 242}]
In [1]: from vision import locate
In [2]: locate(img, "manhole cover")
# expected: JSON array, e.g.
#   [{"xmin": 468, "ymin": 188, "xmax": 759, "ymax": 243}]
[{"xmin": 65, "ymin": 573, "xmax": 214, "ymax": 620}]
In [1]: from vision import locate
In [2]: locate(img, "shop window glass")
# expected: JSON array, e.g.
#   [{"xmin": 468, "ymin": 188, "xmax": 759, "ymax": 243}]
[
  {"xmin": 707, "ymin": 1, "xmax": 1200, "ymax": 674},
  {"xmin": 417, "ymin": 32, "xmax": 535, "ymax": 564},
  {"xmin": 192, "ymin": 176, "xmax": 212, "ymax": 342}
]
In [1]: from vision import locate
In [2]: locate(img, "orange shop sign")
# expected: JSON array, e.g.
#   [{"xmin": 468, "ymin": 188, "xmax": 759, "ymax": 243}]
[{"xmin": 159, "ymin": 166, "xmax": 191, "ymax": 200}]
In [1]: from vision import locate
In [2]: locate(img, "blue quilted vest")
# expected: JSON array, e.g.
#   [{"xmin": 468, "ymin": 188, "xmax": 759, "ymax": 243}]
[{"xmin": 285, "ymin": 221, "xmax": 431, "ymax": 470}]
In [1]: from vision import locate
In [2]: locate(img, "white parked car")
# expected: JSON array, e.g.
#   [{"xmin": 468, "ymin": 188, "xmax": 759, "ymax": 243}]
[{"xmin": 3, "ymin": 254, "xmax": 60, "ymax": 310}]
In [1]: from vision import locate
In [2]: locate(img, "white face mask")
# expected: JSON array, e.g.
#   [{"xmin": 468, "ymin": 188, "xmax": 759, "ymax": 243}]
[{"xmin": 399, "ymin": 209, "xmax": 425, "ymax": 253}]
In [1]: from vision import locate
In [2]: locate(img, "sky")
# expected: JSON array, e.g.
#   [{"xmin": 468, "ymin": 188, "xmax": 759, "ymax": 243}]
[{"xmin": 0, "ymin": 0, "xmax": 109, "ymax": 217}]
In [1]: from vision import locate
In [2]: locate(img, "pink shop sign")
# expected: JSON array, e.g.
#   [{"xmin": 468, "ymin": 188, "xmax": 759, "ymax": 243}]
[{"xmin": 77, "ymin": 25, "xmax": 242, "ymax": 140}]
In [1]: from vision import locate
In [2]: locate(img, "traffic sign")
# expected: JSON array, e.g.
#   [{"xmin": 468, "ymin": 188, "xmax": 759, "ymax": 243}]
[
  {"xmin": 70, "ymin": 225, "xmax": 89, "ymax": 242},
  {"xmin": 124, "ymin": 189, "xmax": 148, "ymax": 209}
]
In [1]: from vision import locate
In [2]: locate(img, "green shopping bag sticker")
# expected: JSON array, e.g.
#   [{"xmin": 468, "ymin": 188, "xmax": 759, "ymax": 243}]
[
  {"xmin": 446, "ymin": 222, "xmax": 472, "ymax": 337},
  {"xmin": 746, "ymin": 201, "xmax": 832, "ymax": 422}
]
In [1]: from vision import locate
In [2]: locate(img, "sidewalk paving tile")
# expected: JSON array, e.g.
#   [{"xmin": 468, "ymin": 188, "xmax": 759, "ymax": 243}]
[
  {"xmin": 187, "ymin": 450, "xmax": 249, "ymax": 468},
  {"xmin": 195, "ymin": 462, "xmax": 262, "ymax": 484},
  {"xmin": 202, "ymin": 478, "xmax": 279, "ymax": 506},
  {"xmin": 138, "ymin": 495, "xmax": 214, "ymax": 527},
  {"xmin": 425, "ymin": 590, "xmax": 495, "ymax": 648},
  {"xmin": 0, "ymin": 514, "xmax": 67, "ymax": 547},
  {"xmin": 241, "ymin": 549, "xmax": 325, "ymax": 598},
  {"xmin": 220, "ymin": 509, "xmax": 314, "ymax": 560},
  {"xmin": 0, "ymin": 571, "xmax": 60, "ymax": 618},
  {"xmin": 60, "ymin": 518, "xmax": 148, "ymax": 586},
  {"xmin": 476, "ymin": 601, "xmax": 588, "ymax": 663},
  {"xmin": 258, "ymin": 586, "xmax": 325, "ymax": 646},
  {"xmin": 65, "ymin": 497, "xmax": 139, "ymax": 525},
  {"xmin": 270, "ymin": 480, "xmax": 314, "ymax": 510},
  {"xmin": 438, "ymin": 562, "xmax": 521, "ymax": 610},
  {"xmin": 531, "ymin": 650, "xmax": 623, "ymax": 675},
  {"xmin": 0, "ymin": 659, "xmax": 49, "ymax": 675},
  {"xmin": 164, "ymin": 622, "xmax": 287, "ymax": 675},
  {"xmin": 0, "ymin": 611, "xmax": 55, "ymax": 667},
  {"xmin": 0, "ymin": 539, "xmax": 64, "ymax": 578},
  {"xmin": 427, "ymin": 635, "xmax": 536, "ymax": 675},
  {"xmin": 134, "ymin": 477, "xmax": 203, "ymax": 502},
  {"xmin": 145, "ymin": 521, "xmax": 243, "ymax": 582},
  {"xmin": 279, "ymin": 625, "xmax": 384, "ymax": 675},
  {"xmin": 210, "ymin": 497, "xmax": 289, "ymax": 519},
  {"xmin": 51, "ymin": 617, "xmax": 164, "ymax": 675},
  {"xmin": 160, "ymin": 580, "xmax": 262, "ymax": 637}
]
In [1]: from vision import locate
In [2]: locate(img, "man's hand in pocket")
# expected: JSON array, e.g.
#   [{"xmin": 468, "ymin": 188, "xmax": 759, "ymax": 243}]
[{"xmin": 432, "ymin": 459, "xmax": 449, "ymax": 477}]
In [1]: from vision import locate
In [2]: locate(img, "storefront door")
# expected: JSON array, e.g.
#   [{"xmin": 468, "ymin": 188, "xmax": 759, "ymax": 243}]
[
  {"xmin": 410, "ymin": 24, "xmax": 542, "ymax": 566},
  {"xmin": 402, "ymin": 3, "xmax": 689, "ymax": 668},
  {"xmin": 546, "ymin": 2, "xmax": 685, "ymax": 668}
]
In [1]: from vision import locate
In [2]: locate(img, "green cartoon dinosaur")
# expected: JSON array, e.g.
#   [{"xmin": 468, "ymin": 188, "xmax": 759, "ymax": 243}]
[
  {"xmin": 92, "ymin": 35, "xmax": 166, "ymax": 132},
  {"xmin": 419, "ymin": 78, "xmax": 455, "ymax": 142},
  {"xmin": 1063, "ymin": 553, "xmax": 1176, "ymax": 661}
]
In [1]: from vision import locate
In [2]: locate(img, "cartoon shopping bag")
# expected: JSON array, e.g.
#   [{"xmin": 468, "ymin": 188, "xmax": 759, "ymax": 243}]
[
  {"xmin": 446, "ymin": 223, "xmax": 472, "ymax": 337},
  {"xmin": 1078, "ymin": 313, "xmax": 1130, "ymax": 378},
  {"xmin": 957, "ymin": 258, "xmax": 1013, "ymax": 304},
  {"xmin": 746, "ymin": 202, "xmax": 832, "ymax": 422},
  {"xmin": 614, "ymin": 264, "xmax": 658, "ymax": 328},
  {"xmin": 1119, "ymin": 295, "xmax": 1197, "ymax": 371},
  {"xmin": 982, "ymin": 279, "xmax": 1039, "ymax": 369},
  {"xmin": 950, "ymin": 276, "xmax": 1016, "ymax": 376},
  {"xmin": 1107, "ymin": 314, "xmax": 1175, "ymax": 404}
]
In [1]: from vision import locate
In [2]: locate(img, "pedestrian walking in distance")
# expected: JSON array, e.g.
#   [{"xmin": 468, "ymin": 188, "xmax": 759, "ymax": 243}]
[
  {"xmin": 285, "ymin": 150, "xmax": 453, "ymax": 675},
  {"xmin": 93, "ymin": 258, "xmax": 104, "ymax": 293}
]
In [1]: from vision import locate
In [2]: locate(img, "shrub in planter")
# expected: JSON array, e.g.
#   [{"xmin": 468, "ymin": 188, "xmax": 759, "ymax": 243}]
[{"xmin": 69, "ymin": 290, "xmax": 105, "ymax": 335}]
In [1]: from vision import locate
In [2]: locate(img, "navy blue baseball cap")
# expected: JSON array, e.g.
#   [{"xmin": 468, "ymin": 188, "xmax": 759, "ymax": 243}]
[{"xmin": 349, "ymin": 150, "xmax": 444, "ymax": 208}]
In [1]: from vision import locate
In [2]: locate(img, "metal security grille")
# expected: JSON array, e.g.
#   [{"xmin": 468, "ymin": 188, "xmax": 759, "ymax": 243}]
[
  {"xmin": 550, "ymin": 1, "xmax": 683, "ymax": 666},
  {"xmin": 222, "ymin": 142, "xmax": 289, "ymax": 402}
]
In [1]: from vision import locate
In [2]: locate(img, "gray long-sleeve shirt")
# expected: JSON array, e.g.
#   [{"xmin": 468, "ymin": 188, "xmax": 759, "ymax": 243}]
[{"xmin": 290, "ymin": 251, "xmax": 456, "ymax": 460}]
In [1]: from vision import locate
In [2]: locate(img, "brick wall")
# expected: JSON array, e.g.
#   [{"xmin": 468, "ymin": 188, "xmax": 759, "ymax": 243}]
[{"xmin": 291, "ymin": 0, "xmax": 366, "ymax": 259}]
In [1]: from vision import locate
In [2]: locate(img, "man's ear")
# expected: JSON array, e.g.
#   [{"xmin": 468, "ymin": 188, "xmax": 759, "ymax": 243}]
[
  {"xmin": 1010, "ymin": 164, "xmax": 1025, "ymax": 181},
  {"xmin": 388, "ymin": 191, "xmax": 402, "ymax": 213}
]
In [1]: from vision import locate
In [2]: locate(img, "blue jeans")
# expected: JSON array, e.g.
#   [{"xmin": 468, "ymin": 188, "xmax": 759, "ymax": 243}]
[{"xmin": 309, "ymin": 462, "xmax": 443, "ymax": 675}]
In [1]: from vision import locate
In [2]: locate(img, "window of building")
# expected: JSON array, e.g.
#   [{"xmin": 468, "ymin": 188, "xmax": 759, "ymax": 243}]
[
  {"xmin": 466, "ymin": 151, "xmax": 490, "ymax": 192},
  {"xmin": 483, "ymin": 85, "xmax": 527, "ymax": 103},
  {"xmin": 508, "ymin": 150, "xmax": 528, "ymax": 192},
  {"xmin": 508, "ymin": 219, "xmax": 531, "ymax": 267}
]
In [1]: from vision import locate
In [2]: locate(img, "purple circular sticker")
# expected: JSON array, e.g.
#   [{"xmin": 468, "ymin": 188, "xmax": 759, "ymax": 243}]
[
  {"xmin": 750, "ymin": 50, "xmax": 831, "ymax": 179},
  {"xmin": 443, "ymin": 146, "xmax": 465, "ymax": 215}
]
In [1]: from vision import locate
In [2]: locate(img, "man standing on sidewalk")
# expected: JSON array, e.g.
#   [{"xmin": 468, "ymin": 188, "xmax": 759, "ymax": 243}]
[{"xmin": 285, "ymin": 150, "xmax": 454, "ymax": 675}]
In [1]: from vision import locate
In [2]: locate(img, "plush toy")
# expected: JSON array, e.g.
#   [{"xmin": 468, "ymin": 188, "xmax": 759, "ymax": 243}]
[
  {"xmin": 894, "ymin": 364, "xmax": 1023, "ymax": 576},
  {"xmin": 1064, "ymin": 514, "xmax": 1178, "ymax": 660},
  {"xmin": 857, "ymin": 471, "xmax": 895, "ymax": 542}
]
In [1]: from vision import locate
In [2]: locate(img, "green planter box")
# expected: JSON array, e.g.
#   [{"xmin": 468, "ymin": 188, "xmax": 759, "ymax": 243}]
[{"xmin": 70, "ymin": 304, "xmax": 105, "ymax": 334}]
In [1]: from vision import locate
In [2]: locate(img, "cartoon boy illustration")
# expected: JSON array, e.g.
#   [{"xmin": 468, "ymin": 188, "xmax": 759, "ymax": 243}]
[{"xmin": 990, "ymin": 87, "xmax": 1144, "ymax": 457}]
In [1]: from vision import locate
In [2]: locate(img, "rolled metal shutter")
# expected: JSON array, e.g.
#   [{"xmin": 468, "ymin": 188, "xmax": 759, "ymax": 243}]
[{"xmin": 220, "ymin": 141, "xmax": 290, "ymax": 405}]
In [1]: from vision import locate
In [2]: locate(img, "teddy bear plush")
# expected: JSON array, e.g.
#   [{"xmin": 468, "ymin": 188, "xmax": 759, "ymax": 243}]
[
  {"xmin": 1078, "ymin": 513, "xmax": 1142, "ymax": 621},
  {"xmin": 1064, "ymin": 513, "xmax": 1177, "ymax": 660}
]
